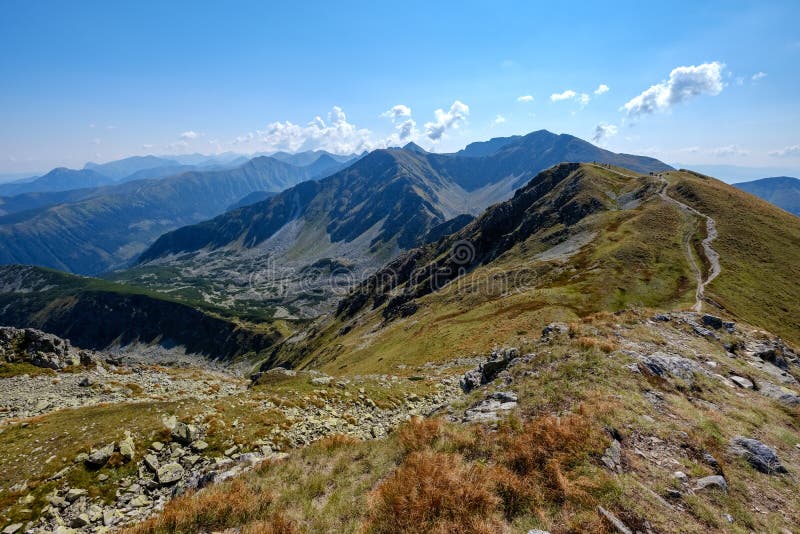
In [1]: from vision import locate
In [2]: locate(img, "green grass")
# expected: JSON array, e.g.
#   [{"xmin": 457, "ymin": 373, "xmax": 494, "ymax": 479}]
[{"xmin": 666, "ymin": 170, "xmax": 800, "ymax": 345}]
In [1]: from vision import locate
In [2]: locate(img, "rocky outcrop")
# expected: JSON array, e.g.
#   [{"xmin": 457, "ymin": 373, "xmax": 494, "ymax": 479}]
[
  {"xmin": 0, "ymin": 326, "xmax": 91, "ymax": 370},
  {"xmin": 729, "ymin": 437, "xmax": 787, "ymax": 475}
]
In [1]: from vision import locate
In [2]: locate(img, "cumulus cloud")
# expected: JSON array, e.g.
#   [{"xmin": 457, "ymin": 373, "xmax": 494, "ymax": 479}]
[
  {"xmin": 381, "ymin": 105, "xmax": 412, "ymax": 119},
  {"xmin": 493, "ymin": 114, "xmax": 506, "ymax": 125},
  {"xmin": 751, "ymin": 71, "xmax": 767, "ymax": 81},
  {"xmin": 769, "ymin": 145, "xmax": 800, "ymax": 158},
  {"xmin": 551, "ymin": 90, "xmax": 590, "ymax": 107},
  {"xmin": 255, "ymin": 106, "xmax": 377, "ymax": 154},
  {"xmin": 517, "ymin": 95, "xmax": 534, "ymax": 102},
  {"xmin": 592, "ymin": 123, "xmax": 618, "ymax": 144},
  {"xmin": 551, "ymin": 90, "xmax": 577, "ymax": 102},
  {"xmin": 594, "ymin": 84, "xmax": 610, "ymax": 95},
  {"xmin": 424, "ymin": 100, "xmax": 470, "ymax": 141},
  {"xmin": 622, "ymin": 61, "xmax": 725, "ymax": 117},
  {"xmin": 180, "ymin": 131, "xmax": 199, "ymax": 140}
]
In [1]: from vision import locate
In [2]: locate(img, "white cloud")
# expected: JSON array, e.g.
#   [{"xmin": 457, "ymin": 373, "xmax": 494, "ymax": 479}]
[
  {"xmin": 180, "ymin": 130, "xmax": 199, "ymax": 140},
  {"xmin": 255, "ymin": 106, "xmax": 377, "ymax": 154},
  {"xmin": 141, "ymin": 144, "xmax": 154, "ymax": 150},
  {"xmin": 551, "ymin": 90, "xmax": 590, "ymax": 108},
  {"xmin": 381, "ymin": 105, "xmax": 412, "ymax": 119},
  {"xmin": 92, "ymin": 138, "xmax": 102, "ymax": 145},
  {"xmin": 769, "ymin": 145, "xmax": 800, "ymax": 158},
  {"xmin": 751, "ymin": 71, "xmax": 767, "ymax": 81},
  {"xmin": 591, "ymin": 123, "xmax": 618, "ymax": 144},
  {"xmin": 551, "ymin": 90, "xmax": 577, "ymax": 102},
  {"xmin": 709, "ymin": 145, "xmax": 749, "ymax": 157},
  {"xmin": 622, "ymin": 61, "xmax": 725, "ymax": 117},
  {"xmin": 594, "ymin": 84, "xmax": 610, "ymax": 95},
  {"xmin": 493, "ymin": 114, "xmax": 506, "ymax": 125},
  {"xmin": 517, "ymin": 95, "xmax": 534, "ymax": 103},
  {"xmin": 424, "ymin": 100, "xmax": 470, "ymax": 141}
]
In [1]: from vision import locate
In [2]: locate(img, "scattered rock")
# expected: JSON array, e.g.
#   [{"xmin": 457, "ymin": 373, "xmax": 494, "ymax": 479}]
[
  {"xmin": 77, "ymin": 377, "xmax": 92, "ymax": 388},
  {"xmin": 310, "ymin": 376, "xmax": 332, "ymax": 386},
  {"xmin": 144, "ymin": 454, "xmax": 159, "ymax": 473},
  {"xmin": 65, "ymin": 488, "xmax": 88, "ymax": 501},
  {"xmin": 85, "ymin": 443, "xmax": 115, "ymax": 467},
  {"xmin": 597, "ymin": 506, "xmax": 633, "ymax": 534},
  {"xmin": 119, "ymin": 431, "xmax": 135, "ymax": 461},
  {"xmin": 602, "ymin": 440, "xmax": 622, "ymax": 471},
  {"xmin": 729, "ymin": 375, "xmax": 754, "ymax": 389},
  {"xmin": 2, "ymin": 524, "xmax": 23, "ymax": 534},
  {"xmin": 693, "ymin": 475, "xmax": 728, "ymax": 493},
  {"xmin": 171, "ymin": 422, "xmax": 200, "ymax": 445},
  {"xmin": 673, "ymin": 471, "xmax": 688, "ymax": 482},
  {"xmin": 729, "ymin": 437, "xmax": 787, "ymax": 474},
  {"xmin": 701, "ymin": 314, "xmax": 723, "ymax": 329},
  {"xmin": 157, "ymin": 462, "xmax": 185, "ymax": 485},
  {"xmin": 190, "ymin": 440, "xmax": 209, "ymax": 452},
  {"xmin": 459, "ymin": 348, "xmax": 520, "ymax": 393}
]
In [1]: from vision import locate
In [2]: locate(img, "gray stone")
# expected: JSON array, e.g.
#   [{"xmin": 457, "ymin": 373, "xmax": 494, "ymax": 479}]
[
  {"xmin": 78, "ymin": 377, "xmax": 92, "ymax": 387},
  {"xmin": 729, "ymin": 437, "xmax": 787, "ymax": 474},
  {"xmin": 190, "ymin": 440, "xmax": 208, "ymax": 452},
  {"xmin": 70, "ymin": 514, "xmax": 90, "ymax": 528},
  {"xmin": 701, "ymin": 314, "xmax": 724, "ymax": 329},
  {"xmin": 597, "ymin": 506, "xmax": 633, "ymax": 534},
  {"xmin": 65, "ymin": 488, "xmax": 88, "ymax": 501},
  {"xmin": 171, "ymin": 422, "xmax": 200, "ymax": 445},
  {"xmin": 86, "ymin": 443, "xmax": 115, "ymax": 467},
  {"xmin": 129, "ymin": 494, "xmax": 151, "ymax": 508},
  {"xmin": 2, "ymin": 524, "xmax": 23, "ymax": 534},
  {"xmin": 119, "ymin": 431, "xmax": 135, "ymax": 461},
  {"xmin": 157, "ymin": 462, "xmax": 185, "ymax": 484},
  {"xmin": 729, "ymin": 375, "xmax": 754, "ymax": 389},
  {"xmin": 693, "ymin": 475, "xmax": 728, "ymax": 493},
  {"xmin": 144, "ymin": 454, "xmax": 159, "ymax": 472},
  {"xmin": 310, "ymin": 376, "xmax": 332, "ymax": 386}
]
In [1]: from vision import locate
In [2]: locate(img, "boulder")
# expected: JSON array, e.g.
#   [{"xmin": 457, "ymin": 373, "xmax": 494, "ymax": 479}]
[
  {"xmin": 459, "ymin": 348, "xmax": 520, "ymax": 393},
  {"xmin": 119, "ymin": 431, "xmax": 135, "ymax": 461},
  {"xmin": 693, "ymin": 475, "xmax": 727, "ymax": 493},
  {"xmin": 171, "ymin": 422, "xmax": 200, "ymax": 445},
  {"xmin": 65, "ymin": 488, "xmax": 88, "ymax": 501},
  {"xmin": 729, "ymin": 437, "xmax": 787, "ymax": 474},
  {"xmin": 78, "ymin": 377, "xmax": 92, "ymax": 387},
  {"xmin": 157, "ymin": 462, "xmax": 185, "ymax": 485},
  {"xmin": 701, "ymin": 314, "xmax": 723, "ymax": 329},
  {"xmin": 85, "ymin": 443, "xmax": 115, "ymax": 467}
]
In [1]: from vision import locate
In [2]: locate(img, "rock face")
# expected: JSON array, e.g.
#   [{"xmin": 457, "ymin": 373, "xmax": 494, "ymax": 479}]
[
  {"xmin": 0, "ymin": 326, "xmax": 91, "ymax": 370},
  {"xmin": 729, "ymin": 437, "xmax": 787, "ymax": 474},
  {"xmin": 460, "ymin": 348, "xmax": 520, "ymax": 392}
]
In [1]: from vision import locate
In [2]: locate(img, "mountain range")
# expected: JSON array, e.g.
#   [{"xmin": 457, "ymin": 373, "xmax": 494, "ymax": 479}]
[
  {"xmin": 120, "ymin": 130, "xmax": 671, "ymax": 318},
  {"xmin": 734, "ymin": 176, "xmax": 800, "ymax": 216},
  {"xmin": 0, "ymin": 153, "xmax": 355, "ymax": 274}
]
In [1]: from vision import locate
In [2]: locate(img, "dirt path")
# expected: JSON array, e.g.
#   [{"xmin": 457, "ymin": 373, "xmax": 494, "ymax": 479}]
[
  {"xmin": 586, "ymin": 164, "xmax": 721, "ymax": 312},
  {"xmin": 657, "ymin": 175, "xmax": 721, "ymax": 311}
]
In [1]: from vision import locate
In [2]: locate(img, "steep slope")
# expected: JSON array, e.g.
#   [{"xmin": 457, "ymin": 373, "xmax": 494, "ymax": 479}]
[
  {"xmin": 273, "ymin": 163, "xmax": 800, "ymax": 374},
  {"xmin": 734, "ymin": 176, "xmax": 800, "ymax": 216},
  {"xmin": 0, "ymin": 187, "xmax": 104, "ymax": 217},
  {"xmin": 126, "ymin": 132, "xmax": 670, "ymax": 319},
  {"xmin": 0, "ymin": 168, "xmax": 111, "ymax": 196},
  {"xmin": 0, "ymin": 156, "xmax": 336, "ymax": 274},
  {"xmin": 0, "ymin": 265, "xmax": 285, "ymax": 359}
]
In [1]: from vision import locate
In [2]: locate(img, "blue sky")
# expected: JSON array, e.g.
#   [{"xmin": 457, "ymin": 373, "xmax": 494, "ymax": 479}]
[{"xmin": 1, "ymin": 0, "xmax": 799, "ymax": 176}]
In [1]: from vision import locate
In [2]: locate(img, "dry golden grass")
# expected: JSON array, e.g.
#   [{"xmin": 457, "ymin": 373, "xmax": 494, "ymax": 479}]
[
  {"xmin": 124, "ymin": 479, "xmax": 279, "ymax": 534},
  {"xmin": 363, "ymin": 450, "xmax": 504, "ymax": 534},
  {"xmin": 363, "ymin": 412, "xmax": 615, "ymax": 534}
]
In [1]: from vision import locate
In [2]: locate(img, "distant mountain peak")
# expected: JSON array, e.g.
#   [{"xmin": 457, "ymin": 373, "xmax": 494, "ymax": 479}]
[{"xmin": 402, "ymin": 142, "xmax": 427, "ymax": 154}]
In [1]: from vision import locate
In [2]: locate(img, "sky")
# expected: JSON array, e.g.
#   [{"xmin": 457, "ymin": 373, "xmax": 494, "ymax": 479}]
[{"xmin": 1, "ymin": 0, "xmax": 799, "ymax": 177}]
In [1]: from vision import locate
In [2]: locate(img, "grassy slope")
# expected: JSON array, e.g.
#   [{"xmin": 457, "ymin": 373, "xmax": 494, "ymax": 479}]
[
  {"xmin": 282, "ymin": 164, "xmax": 696, "ymax": 375},
  {"xmin": 125, "ymin": 311, "xmax": 800, "ymax": 534},
  {"xmin": 666, "ymin": 170, "xmax": 800, "ymax": 345}
]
